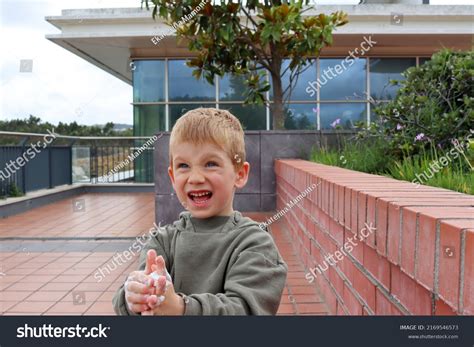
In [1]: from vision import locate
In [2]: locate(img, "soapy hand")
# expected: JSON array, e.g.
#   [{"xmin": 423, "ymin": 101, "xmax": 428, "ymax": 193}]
[
  {"xmin": 123, "ymin": 249, "xmax": 160, "ymax": 314},
  {"xmin": 140, "ymin": 250, "xmax": 185, "ymax": 316}
]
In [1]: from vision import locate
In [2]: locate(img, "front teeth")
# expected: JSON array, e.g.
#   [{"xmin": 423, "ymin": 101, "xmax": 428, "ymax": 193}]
[{"xmin": 190, "ymin": 192, "xmax": 210, "ymax": 197}]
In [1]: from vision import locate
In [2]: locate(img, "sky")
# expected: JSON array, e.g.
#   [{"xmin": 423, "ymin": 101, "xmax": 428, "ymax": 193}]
[{"xmin": 0, "ymin": 0, "xmax": 472, "ymax": 127}]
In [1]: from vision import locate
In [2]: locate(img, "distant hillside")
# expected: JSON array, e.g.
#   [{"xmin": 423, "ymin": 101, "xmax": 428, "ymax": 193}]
[
  {"xmin": 113, "ymin": 123, "xmax": 133, "ymax": 132},
  {"xmin": 0, "ymin": 115, "xmax": 134, "ymax": 144}
]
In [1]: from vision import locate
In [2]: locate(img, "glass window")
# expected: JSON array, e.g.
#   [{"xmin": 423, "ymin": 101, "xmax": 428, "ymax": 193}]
[
  {"xmin": 282, "ymin": 104, "xmax": 317, "ymax": 130},
  {"xmin": 219, "ymin": 74, "xmax": 247, "ymax": 101},
  {"xmin": 169, "ymin": 104, "xmax": 216, "ymax": 130},
  {"xmin": 370, "ymin": 58, "xmax": 415, "ymax": 100},
  {"xmin": 320, "ymin": 103, "xmax": 366, "ymax": 130},
  {"xmin": 133, "ymin": 60, "xmax": 165, "ymax": 102},
  {"xmin": 271, "ymin": 59, "xmax": 316, "ymax": 101},
  {"xmin": 133, "ymin": 105, "xmax": 166, "ymax": 137},
  {"xmin": 219, "ymin": 104, "xmax": 266, "ymax": 130},
  {"xmin": 320, "ymin": 58, "xmax": 367, "ymax": 101},
  {"xmin": 419, "ymin": 57, "xmax": 430, "ymax": 66},
  {"xmin": 168, "ymin": 60, "xmax": 215, "ymax": 101}
]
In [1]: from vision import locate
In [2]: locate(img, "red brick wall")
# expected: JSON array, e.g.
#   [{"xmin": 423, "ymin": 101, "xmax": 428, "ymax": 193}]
[{"xmin": 275, "ymin": 159, "xmax": 474, "ymax": 315}]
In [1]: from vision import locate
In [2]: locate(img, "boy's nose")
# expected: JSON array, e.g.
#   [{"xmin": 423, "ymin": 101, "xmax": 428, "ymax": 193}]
[{"xmin": 188, "ymin": 169, "xmax": 205, "ymax": 184}]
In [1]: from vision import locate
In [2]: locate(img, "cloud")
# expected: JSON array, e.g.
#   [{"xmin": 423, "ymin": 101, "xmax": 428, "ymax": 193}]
[{"xmin": 0, "ymin": 0, "xmax": 135, "ymax": 126}]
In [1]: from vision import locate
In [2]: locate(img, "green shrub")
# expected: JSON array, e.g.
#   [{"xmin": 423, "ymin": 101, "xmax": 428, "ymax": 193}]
[
  {"xmin": 360, "ymin": 49, "xmax": 473, "ymax": 158},
  {"xmin": 8, "ymin": 183, "xmax": 23, "ymax": 197}
]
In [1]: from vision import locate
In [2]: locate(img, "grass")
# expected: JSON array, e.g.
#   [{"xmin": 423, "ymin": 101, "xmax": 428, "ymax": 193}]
[{"xmin": 310, "ymin": 138, "xmax": 474, "ymax": 195}]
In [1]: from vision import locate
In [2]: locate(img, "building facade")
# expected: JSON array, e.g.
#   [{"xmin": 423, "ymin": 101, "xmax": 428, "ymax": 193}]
[{"xmin": 46, "ymin": 4, "xmax": 472, "ymax": 137}]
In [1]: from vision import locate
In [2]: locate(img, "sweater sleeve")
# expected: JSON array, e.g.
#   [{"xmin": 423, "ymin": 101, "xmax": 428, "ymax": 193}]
[
  {"xmin": 182, "ymin": 230, "xmax": 288, "ymax": 315},
  {"xmin": 112, "ymin": 224, "xmax": 175, "ymax": 315}
]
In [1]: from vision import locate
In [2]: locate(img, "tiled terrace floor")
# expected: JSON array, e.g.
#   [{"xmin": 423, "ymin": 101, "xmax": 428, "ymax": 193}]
[{"xmin": 0, "ymin": 193, "xmax": 328, "ymax": 315}]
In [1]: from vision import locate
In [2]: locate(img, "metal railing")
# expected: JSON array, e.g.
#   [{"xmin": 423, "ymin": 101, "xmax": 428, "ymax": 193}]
[{"xmin": 0, "ymin": 131, "xmax": 157, "ymax": 196}]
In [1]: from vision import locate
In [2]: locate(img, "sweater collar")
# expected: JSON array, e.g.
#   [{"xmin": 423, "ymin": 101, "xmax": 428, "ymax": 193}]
[{"xmin": 175, "ymin": 211, "xmax": 242, "ymax": 233}]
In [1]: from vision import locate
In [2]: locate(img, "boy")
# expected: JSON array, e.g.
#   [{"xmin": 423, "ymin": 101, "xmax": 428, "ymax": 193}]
[{"xmin": 113, "ymin": 108, "xmax": 288, "ymax": 315}]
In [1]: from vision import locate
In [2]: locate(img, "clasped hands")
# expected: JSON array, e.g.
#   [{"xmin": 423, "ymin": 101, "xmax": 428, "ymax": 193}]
[{"xmin": 124, "ymin": 249, "xmax": 185, "ymax": 316}]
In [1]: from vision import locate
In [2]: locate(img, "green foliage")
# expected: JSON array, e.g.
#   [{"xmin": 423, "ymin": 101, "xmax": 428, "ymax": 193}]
[
  {"xmin": 310, "ymin": 138, "xmax": 473, "ymax": 194},
  {"xmin": 311, "ymin": 137, "xmax": 395, "ymax": 174},
  {"xmin": 359, "ymin": 49, "xmax": 473, "ymax": 158},
  {"xmin": 142, "ymin": 0, "xmax": 347, "ymax": 129},
  {"xmin": 8, "ymin": 182, "xmax": 23, "ymax": 197},
  {"xmin": 386, "ymin": 146, "xmax": 473, "ymax": 195}
]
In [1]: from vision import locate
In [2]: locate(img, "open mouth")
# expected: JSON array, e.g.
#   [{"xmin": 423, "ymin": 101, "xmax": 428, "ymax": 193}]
[{"xmin": 187, "ymin": 190, "xmax": 213, "ymax": 205}]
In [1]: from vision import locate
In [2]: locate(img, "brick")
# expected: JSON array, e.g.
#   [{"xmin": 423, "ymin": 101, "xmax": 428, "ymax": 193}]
[
  {"xmin": 415, "ymin": 213, "xmax": 437, "ymax": 292},
  {"xmin": 462, "ymin": 229, "xmax": 474, "ymax": 315},
  {"xmin": 328, "ymin": 266, "xmax": 344, "ymax": 299},
  {"xmin": 363, "ymin": 243, "xmax": 390, "ymax": 291},
  {"xmin": 437, "ymin": 220, "xmax": 469, "ymax": 311},
  {"xmin": 296, "ymin": 302, "xmax": 328, "ymax": 314},
  {"xmin": 316, "ymin": 275, "xmax": 337, "ymax": 314},
  {"xmin": 351, "ymin": 189, "xmax": 358, "ymax": 236},
  {"xmin": 374, "ymin": 288, "xmax": 404, "ymax": 315},
  {"xmin": 375, "ymin": 288, "xmax": 392, "ymax": 315},
  {"xmin": 333, "ymin": 183, "xmax": 339, "ymax": 223},
  {"xmin": 337, "ymin": 184, "xmax": 345, "ymax": 226},
  {"xmin": 400, "ymin": 208, "xmax": 417, "ymax": 277},
  {"xmin": 351, "ymin": 230, "xmax": 366, "ymax": 264},
  {"xmin": 329, "ymin": 182, "xmax": 334, "ymax": 219},
  {"xmin": 391, "ymin": 264, "xmax": 432, "ymax": 315},
  {"xmin": 352, "ymin": 266, "xmax": 376, "ymax": 312},
  {"xmin": 302, "ymin": 230, "xmax": 311, "ymax": 254},
  {"xmin": 322, "ymin": 179, "xmax": 328, "ymax": 214},
  {"xmin": 344, "ymin": 187, "xmax": 352, "ymax": 231},
  {"xmin": 376, "ymin": 199, "xmax": 389, "ymax": 257},
  {"xmin": 434, "ymin": 299, "xmax": 457, "ymax": 316},
  {"xmin": 343, "ymin": 283, "xmax": 363, "ymax": 315},
  {"xmin": 357, "ymin": 192, "xmax": 369, "ymax": 244},
  {"xmin": 336, "ymin": 300, "xmax": 348, "ymax": 315},
  {"xmin": 329, "ymin": 218, "xmax": 344, "ymax": 246},
  {"xmin": 367, "ymin": 196, "xmax": 376, "ymax": 230}
]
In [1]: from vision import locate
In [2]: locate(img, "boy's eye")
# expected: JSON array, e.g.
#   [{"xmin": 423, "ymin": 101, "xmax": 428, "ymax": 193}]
[
  {"xmin": 206, "ymin": 161, "xmax": 218, "ymax": 167},
  {"xmin": 177, "ymin": 163, "xmax": 189, "ymax": 169}
]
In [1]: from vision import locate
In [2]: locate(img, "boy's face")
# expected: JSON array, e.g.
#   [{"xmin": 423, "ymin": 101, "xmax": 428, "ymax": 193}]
[{"xmin": 168, "ymin": 141, "xmax": 250, "ymax": 219}]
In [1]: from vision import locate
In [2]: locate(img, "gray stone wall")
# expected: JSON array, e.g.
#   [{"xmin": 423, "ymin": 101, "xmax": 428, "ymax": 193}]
[{"xmin": 154, "ymin": 130, "xmax": 355, "ymax": 224}]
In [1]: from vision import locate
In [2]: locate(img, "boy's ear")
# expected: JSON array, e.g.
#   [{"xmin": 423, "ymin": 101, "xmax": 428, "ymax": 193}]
[
  {"xmin": 168, "ymin": 166, "xmax": 175, "ymax": 185},
  {"xmin": 234, "ymin": 162, "xmax": 250, "ymax": 189}
]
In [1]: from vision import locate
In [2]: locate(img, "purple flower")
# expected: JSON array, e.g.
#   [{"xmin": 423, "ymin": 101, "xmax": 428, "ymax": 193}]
[
  {"xmin": 330, "ymin": 118, "xmax": 341, "ymax": 128},
  {"xmin": 415, "ymin": 133, "xmax": 425, "ymax": 142},
  {"xmin": 396, "ymin": 123, "xmax": 403, "ymax": 130},
  {"xmin": 312, "ymin": 107, "xmax": 320, "ymax": 113}
]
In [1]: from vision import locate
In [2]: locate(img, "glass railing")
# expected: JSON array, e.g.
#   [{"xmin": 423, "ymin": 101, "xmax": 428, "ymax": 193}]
[{"xmin": 0, "ymin": 131, "xmax": 157, "ymax": 197}]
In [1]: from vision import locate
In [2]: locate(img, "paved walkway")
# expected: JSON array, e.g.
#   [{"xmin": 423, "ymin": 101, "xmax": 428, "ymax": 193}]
[
  {"xmin": 0, "ymin": 193, "xmax": 155, "ymax": 238},
  {"xmin": 0, "ymin": 193, "xmax": 328, "ymax": 315}
]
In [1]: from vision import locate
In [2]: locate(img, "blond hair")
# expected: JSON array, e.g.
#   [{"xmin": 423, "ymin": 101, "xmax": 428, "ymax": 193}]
[{"xmin": 169, "ymin": 108, "xmax": 246, "ymax": 171}]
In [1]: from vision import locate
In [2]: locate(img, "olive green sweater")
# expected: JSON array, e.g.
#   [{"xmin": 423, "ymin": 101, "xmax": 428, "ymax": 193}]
[{"xmin": 112, "ymin": 211, "xmax": 287, "ymax": 315}]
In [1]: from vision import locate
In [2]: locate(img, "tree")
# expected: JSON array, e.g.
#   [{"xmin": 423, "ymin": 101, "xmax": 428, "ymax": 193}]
[{"xmin": 142, "ymin": 0, "xmax": 347, "ymax": 129}]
